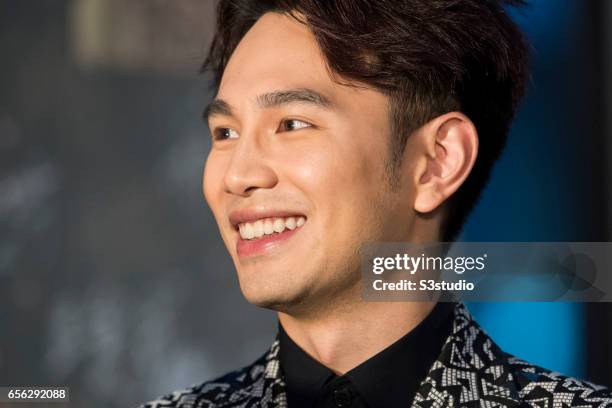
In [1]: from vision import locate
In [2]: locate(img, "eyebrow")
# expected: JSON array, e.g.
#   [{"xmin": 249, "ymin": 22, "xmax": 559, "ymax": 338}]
[{"xmin": 203, "ymin": 88, "xmax": 333, "ymax": 120}]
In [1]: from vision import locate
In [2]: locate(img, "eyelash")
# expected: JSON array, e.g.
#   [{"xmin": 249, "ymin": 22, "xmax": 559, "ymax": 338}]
[
  {"xmin": 278, "ymin": 118, "xmax": 312, "ymax": 132},
  {"xmin": 213, "ymin": 128, "xmax": 239, "ymax": 140},
  {"xmin": 213, "ymin": 119, "xmax": 313, "ymax": 141}
]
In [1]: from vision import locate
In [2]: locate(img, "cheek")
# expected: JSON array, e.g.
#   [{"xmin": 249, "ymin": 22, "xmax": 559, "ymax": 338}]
[
  {"xmin": 202, "ymin": 152, "xmax": 225, "ymax": 217},
  {"xmin": 281, "ymin": 135, "xmax": 388, "ymax": 229}
]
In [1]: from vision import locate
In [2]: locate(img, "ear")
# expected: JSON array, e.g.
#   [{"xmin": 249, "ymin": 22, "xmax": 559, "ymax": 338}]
[{"xmin": 413, "ymin": 112, "xmax": 478, "ymax": 213}]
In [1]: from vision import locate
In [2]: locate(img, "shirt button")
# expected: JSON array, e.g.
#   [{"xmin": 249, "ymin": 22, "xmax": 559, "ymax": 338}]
[{"xmin": 333, "ymin": 387, "xmax": 352, "ymax": 407}]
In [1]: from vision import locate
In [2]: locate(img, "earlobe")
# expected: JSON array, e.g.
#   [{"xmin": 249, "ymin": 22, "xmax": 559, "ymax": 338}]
[{"xmin": 414, "ymin": 112, "xmax": 478, "ymax": 213}]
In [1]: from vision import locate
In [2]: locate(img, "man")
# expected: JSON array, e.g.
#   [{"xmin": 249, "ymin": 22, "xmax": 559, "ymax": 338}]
[{"xmin": 141, "ymin": 0, "xmax": 612, "ymax": 407}]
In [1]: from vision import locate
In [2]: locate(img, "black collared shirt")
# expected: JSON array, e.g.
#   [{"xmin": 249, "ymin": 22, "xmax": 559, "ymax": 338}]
[{"xmin": 278, "ymin": 302, "xmax": 455, "ymax": 408}]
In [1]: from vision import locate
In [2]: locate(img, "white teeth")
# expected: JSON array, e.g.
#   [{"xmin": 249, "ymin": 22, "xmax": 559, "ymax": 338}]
[
  {"xmin": 237, "ymin": 216, "xmax": 307, "ymax": 240},
  {"xmin": 252, "ymin": 220, "xmax": 264, "ymax": 238},
  {"xmin": 263, "ymin": 219, "xmax": 274, "ymax": 235},
  {"xmin": 242, "ymin": 223, "xmax": 254, "ymax": 240},
  {"xmin": 273, "ymin": 218, "xmax": 285, "ymax": 233},
  {"xmin": 285, "ymin": 217, "xmax": 296, "ymax": 230}
]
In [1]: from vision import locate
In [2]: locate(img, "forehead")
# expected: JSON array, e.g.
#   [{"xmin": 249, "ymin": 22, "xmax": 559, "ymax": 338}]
[
  {"xmin": 216, "ymin": 12, "xmax": 390, "ymax": 123},
  {"xmin": 218, "ymin": 12, "xmax": 344, "ymax": 103}
]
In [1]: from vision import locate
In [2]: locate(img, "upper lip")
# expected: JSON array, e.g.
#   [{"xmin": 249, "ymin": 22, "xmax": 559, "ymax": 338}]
[{"xmin": 229, "ymin": 208, "xmax": 307, "ymax": 229}]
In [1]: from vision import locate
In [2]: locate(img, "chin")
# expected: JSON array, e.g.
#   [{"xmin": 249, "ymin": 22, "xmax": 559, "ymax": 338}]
[
  {"xmin": 238, "ymin": 277, "xmax": 311, "ymax": 312},
  {"xmin": 241, "ymin": 291, "xmax": 298, "ymax": 312}
]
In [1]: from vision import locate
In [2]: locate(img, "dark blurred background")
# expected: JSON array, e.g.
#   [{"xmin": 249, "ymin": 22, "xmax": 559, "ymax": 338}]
[{"xmin": 0, "ymin": 1, "xmax": 610, "ymax": 407}]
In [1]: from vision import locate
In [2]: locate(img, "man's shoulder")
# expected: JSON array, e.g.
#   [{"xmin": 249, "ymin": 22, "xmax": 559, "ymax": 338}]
[
  {"xmin": 505, "ymin": 354, "xmax": 612, "ymax": 406},
  {"xmin": 415, "ymin": 303, "xmax": 612, "ymax": 407},
  {"xmin": 138, "ymin": 351, "xmax": 272, "ymax": 408}
]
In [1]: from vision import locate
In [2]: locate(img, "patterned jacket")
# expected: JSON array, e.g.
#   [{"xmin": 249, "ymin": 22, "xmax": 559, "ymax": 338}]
[{"xmin": 140, "ymin": 304, "xmax": 612, "ymax": 407}]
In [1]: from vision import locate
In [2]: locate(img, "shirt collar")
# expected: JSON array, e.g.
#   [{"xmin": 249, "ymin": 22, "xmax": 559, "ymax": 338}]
[{"xmin": 279, "ymin": 302, "xmax": 456, "ymax": 408}]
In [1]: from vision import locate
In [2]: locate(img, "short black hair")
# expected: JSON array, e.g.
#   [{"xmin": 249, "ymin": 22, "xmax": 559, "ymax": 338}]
[{"xmin": 203, "ymin": 0, "xmax": 530, "ymax": 241}]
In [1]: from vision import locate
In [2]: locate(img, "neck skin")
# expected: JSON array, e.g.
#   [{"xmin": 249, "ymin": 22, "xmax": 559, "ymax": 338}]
[{"xmin": 278, "ymin": 297, "xmax": 436, "ymax": 375}]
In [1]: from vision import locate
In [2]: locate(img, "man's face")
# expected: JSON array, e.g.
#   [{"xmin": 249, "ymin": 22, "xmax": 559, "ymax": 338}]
[{"xmin": 203, "ymin": 12, "xmax": 418, "ymax": 312}]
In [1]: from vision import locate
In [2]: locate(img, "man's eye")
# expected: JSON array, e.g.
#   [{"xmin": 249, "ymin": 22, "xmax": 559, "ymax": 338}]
[
  {"xmin": 278, "ymin": 119, "xmax": 312, "ymax": 132},
  {"xmin": 213, "ymin": 128, "xmax": 239, "ymax": 140}
]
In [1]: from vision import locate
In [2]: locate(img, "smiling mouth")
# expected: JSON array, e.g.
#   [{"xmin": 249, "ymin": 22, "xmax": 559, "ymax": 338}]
[
  {"xmin": 233, "ymin": 215, "xmax": 307, "ymax": 258},
  {"xmin": 237, "ymin": 216, "xmax": 306, "ymax": 240}
]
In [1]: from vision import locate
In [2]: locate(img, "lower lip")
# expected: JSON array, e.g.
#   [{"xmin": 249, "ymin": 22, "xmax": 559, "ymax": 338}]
[{"xmin": 236, "ymin": 227, "xmax": 301, "ymax": 258}]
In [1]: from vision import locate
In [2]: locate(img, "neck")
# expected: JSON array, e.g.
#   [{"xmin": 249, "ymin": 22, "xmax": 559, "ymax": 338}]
[{"xmin": 278, "ymin": 298, "xmax": 437, "ymax": 375}]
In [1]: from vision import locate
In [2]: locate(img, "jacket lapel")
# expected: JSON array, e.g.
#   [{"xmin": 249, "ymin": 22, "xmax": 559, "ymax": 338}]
[
  {"xmin": 411, "ymin": 304, "xmax": 522, "ymax": 408},
  {"xmin": 260, "ymin": 339, "xmax": 289, "ymax": 408}
]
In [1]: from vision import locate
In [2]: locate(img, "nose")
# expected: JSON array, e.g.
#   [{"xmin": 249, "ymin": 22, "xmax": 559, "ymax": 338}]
[{"xmin": 223, "ymin": 135, "xmax": 278, "ymax": 196}]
